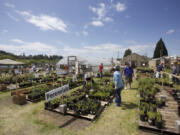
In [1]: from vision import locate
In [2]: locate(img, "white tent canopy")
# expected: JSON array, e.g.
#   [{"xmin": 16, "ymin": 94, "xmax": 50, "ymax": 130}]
[
  {"xmin": 56, "ymin": 56, "xmax": 112, "ymax": 67},
  {"xmin": 56, "ymin": 56, "xmax": 88, "ymax": 66},
  {"xmin": 0, "ymin": 59, "xmax": 24, "ymax": 65}
]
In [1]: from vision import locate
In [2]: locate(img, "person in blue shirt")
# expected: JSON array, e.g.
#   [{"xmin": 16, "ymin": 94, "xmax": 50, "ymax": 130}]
[
  {"xmin": 113, "ymin": 66, "xmax": 123, "ymax": 106},
  {"xmin": 123, "ymin": 62, "xmax": 134, "ymax": 90},
  {"xmin": 156, "ymin": 63, "xmax": 164, "ymax": 78}
]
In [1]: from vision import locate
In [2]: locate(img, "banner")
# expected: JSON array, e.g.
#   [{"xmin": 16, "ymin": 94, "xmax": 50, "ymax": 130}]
[{"xmin": 45, "ymin": 84, "xmax": 69, "ymax": 101}]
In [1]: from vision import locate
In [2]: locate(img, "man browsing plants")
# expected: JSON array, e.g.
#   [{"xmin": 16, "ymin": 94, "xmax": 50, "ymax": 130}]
[
  {"xmin": 123, "ymin": 62, "xmax": 134, "ymax": 90},
  {"xmin": 113, "ymin": 66, "xmax": 123, "ymax": 107}
]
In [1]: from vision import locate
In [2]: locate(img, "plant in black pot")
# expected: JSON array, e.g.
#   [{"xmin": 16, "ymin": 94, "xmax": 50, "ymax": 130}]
[
  {"xmin": 140, "ymin": 109, "xmax": 146, "ymax": 121},
  {"xmin": 161, "ymin": 98, "xmax": 166, "ymax": 106},
  {"xmin": 147, "ymin": 111, "xmax": 156, "ymax": 126},
  {"xmin": 149, "ymin": 103, "xmax": 157, "ymax": 112},
  {"xmin": 49, "ymin": 98, "xmax": 60, "ymax": 109},
  {"xmin": 155, "ymin": 112, "xmax": 163, "ymax": 129},
  {"xmin": 156, "ymin": 99, "xmax": 163, "ymax": 108}
]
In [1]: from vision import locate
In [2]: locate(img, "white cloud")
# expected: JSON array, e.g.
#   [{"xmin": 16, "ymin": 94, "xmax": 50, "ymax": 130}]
[
  {"xmin": 16, "ymin": 11, "xmax": 67, "ymax": 32},
  {"xmin": 0, "ymin": 40, "xmax": 58, "ymax": 55},
  {"xmin": 104, "ymin": 17, "xmax": 113, "ymax": 22},
  {"xmin": 91, "ymin": 21, "xmax": 104, "ymax": 27},
  {"xmin": 7, "ymin": 12, "xmax": 19, "ymax": 22},
  {"xmin": 82, "ymin": 31, "xmax": 88, "ymax": 36},
  {"xmin": 5, "ymin": 3, "xmax": 15, "ymax": 8},
  {"xmin": 115, "ymin": 2, "xmax": 126, "ymax": 12},
  {"xmin": 61, "ymin": 42, "xmax": 153, "ymax": 58},
  {"xmin": 11, "ymin": 39, "xmax": 24, "ymax": 44},
  {"xmin": 166, "ymin": 29, "xmax": 175, "ymax": 34},
  {"xmin": 129, "ymin": 45, "xmax": 153, "ymax": 55},
  {"xmin": 89, "ymin": 3, "xmax": 106, "ymax": 20},
  {"xmin": 88, "ymin": 2, "xmax": 126, "ymax": 28},
  {"xmin": 0, "ymin": 40, "xmax": 152, "ymax": 59}
]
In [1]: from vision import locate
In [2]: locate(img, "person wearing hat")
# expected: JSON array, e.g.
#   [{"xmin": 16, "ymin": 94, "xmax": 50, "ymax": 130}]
[
  {"xmin": 113, "ymin": 66, "xmax": 123, "ymax": 106},
  {"xmin": 123, "ymin": 62, "xmax": 134, "ymax": 90}
]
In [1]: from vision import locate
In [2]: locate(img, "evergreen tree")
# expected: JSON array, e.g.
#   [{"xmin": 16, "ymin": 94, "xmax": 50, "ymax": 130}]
[
  {"xmin": 123, "ymin": 48, "xmax": 132, "ymax": 58},
  {"xmin": 153, "ymin": 38, "xmax": 168, "ymax": 58}
]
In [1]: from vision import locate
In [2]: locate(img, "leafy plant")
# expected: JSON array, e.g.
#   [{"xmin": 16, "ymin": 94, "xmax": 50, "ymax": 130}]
[{"xmin": 147, "ymin": 111, "xmax": 156, "ymax": 120}]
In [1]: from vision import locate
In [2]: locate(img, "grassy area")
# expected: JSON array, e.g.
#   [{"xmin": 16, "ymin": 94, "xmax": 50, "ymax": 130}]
[
  {"xmin": 0, "ymin": 91, "xmax": 11, "ymax": 100},
  {"xmin": 0, "ymin": 80, "xmax": 140, "ymax": 135},
  {"xmin": 79, "ymin": 81, "xmax": 139, "ymax": 135}
]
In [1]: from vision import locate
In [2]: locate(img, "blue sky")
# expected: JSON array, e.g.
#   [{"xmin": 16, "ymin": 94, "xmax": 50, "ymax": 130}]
[{"xmin": 0, "ymin": 0, "xmax": 180, "ymax": 60}]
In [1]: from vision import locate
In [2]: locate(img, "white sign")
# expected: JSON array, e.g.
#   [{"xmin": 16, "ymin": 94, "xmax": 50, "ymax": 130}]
[
  {"xmin": 35, "ymin": 73, "xmax": 39, "ymax": 78},
  {"xmin": 45, "ymin": 84, "xmax": 69, "ymax": 101},
  {"xmin": 56, "ymin": 70, "xmax": 67, "ymax": 75}
]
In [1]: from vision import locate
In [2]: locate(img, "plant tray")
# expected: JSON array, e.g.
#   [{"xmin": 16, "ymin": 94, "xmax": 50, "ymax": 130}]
[
  {"xmin": 45, "ymin": 101, "xmax": 107, "ymax": 121},
  {"xmin": 139, "ymin": 87, "xmax": 180, "ymax": 135}
]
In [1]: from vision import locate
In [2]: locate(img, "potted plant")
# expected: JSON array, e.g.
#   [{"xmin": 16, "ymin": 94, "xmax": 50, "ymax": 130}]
[
  {"xmin": 155, "ymin": 112, "xmax": 163, "ymax": 128},
  {"xmin": 140, "ymin": 109, "xmax": 146, "ymax": 121},
  {"xmin": 161, "ymin": 98, "xmax": 166, "ymax": 106},
  {"xmin": 156, "ymin": 99, "xmax": 163, "ymax": 108},
  {"xmin": 49, "ymin": 98, "xmax": 60, "ymax": 109},
  {"xmin": 147, "ymin": 111, "xmax": 156, "ymax": 125}
]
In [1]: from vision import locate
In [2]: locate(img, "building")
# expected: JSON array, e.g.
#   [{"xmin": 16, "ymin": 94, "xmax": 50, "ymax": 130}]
[
  {"xmin": 122, "ymin": 53, "xmax": 149, "ymax": 68},
  {"xmin": 149, "ymin": 55, "xmax": 180, "ymax": 69}
]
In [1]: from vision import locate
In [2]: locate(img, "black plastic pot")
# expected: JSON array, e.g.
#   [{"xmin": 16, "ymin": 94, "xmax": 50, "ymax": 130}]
[
  {"xmin": 178, "ymin": 106, "xmax": 180, "ymax": 116},
  {"xmin": 148, "ymin": 119, "xmax": 155, "ymax": 126},
  {"xmin": 155, "ymin": 121, "xmax": 162, "ymax": 129},
  {"xmin": 45, "ymin": 102, "xmax": 50, "ymax": 109},
  {"xmin": 140, "ymin": 115, "xmax": 146, "ymax": 121},
  {"xmin": 49, "ymin": 103, "xmax": 59, "ymax": 109},
  {"xmin": 28, "ymin": 94, "xmax": 40, "ymax": 101},
  {"xmin": 157, "ymin": 103, "xmax": 163, "ymax": 108}
]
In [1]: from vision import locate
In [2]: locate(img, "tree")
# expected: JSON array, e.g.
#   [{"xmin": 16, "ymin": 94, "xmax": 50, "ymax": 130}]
[
  {"xmin": 123, "ymin": 48, "xmax": 132, "ymax": 58},
  {"xmin": 153, "ymin": 38, "xmax": 168, "ymax": 58}
]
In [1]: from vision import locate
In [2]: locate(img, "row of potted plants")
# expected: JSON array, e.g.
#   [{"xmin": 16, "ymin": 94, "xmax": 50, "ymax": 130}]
[
  {"xmin": 45, "ymin": 88, "xmax": 86, "ymax": 109},
  {"xmin": 69, "ymin": 98, "xmax": 101, "ymax": 115},
  {"xmin": 169, "ymin": 89, "xmax": 180, "ymax": 116},
  {"xmin": 155, "ymin": 78, "xmax": 173, "ymax": 87},
  {"xmin": 0, "ymin": 73, "xmax": 58, "ymax": 85},
  {"xmin": 136, "ymin": 72, "xmax": 154, "ymax": 80},
  {"xmin": 27, "ymin": 84, "xmax": 52, "ymax": 101},
  {"xmin": 0, "ymin": 73, "xmax": 34, "ymax": 84},
  {"xmin": 136, "ymin": 67, "xmax": 154, "ymax": 73},
  {"xmin": 45, "ymin": 77, "xmax": 114, "ymax": 115},
  {"xmin": 138, "ymin": 78, "xmax": 164, "ymax": 129}
]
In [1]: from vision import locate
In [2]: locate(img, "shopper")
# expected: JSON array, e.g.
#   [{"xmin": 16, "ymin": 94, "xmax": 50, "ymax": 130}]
[
  {"xmin": 156, "ymin": 63, "xmax": 164, "ymax": 78},
  {"xmin": 123, "ymin": 62, "xmax": 134, "ymax": 90},
  {"xmin": 113, "ymin": 66, "xmax": 123, "ymax": 106},
  {"xmin": 99, "ymin": 63, "xmax": 103, "ymax": 78},
  {"xmin": 172, "ymin": 61, "xmax": 180, "ymax": 83}
]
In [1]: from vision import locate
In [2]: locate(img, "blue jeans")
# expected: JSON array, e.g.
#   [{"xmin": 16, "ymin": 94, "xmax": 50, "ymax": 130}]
[{"xmin": 115, "ymin": 88, "xmax": 122, "ymax": 106}]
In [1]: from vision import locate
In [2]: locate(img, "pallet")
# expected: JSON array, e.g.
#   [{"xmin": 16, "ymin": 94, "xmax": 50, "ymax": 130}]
[
  {"xmin": 139, "ymin": 86, "xmax": 180, "ymax": 134},
  {"xmin": 139, "ymin": 120, "xmax": 179, "ymax": 135},
  {"xmin": 45, "ymin": 101, "xmax": 107, "ymax": 121},
  {"xmin": 26, "ymin": 97, "xmax": 44, "ymax": 103}
]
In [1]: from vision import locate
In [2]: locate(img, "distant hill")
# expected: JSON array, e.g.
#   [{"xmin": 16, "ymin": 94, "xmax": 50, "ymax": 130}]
[{"xmin": 0, "ymin": 50, "xmax": 63, "ymax": 64}]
